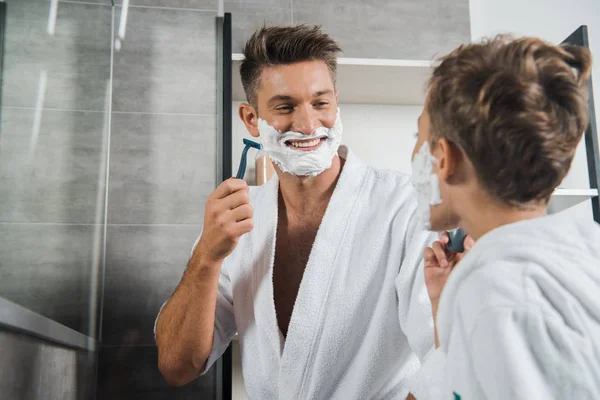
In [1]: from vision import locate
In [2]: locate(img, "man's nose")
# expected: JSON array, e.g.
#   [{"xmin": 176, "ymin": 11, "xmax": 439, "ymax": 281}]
[{"xmin": 292, "ymin": 106, "xmax": 320, "ymax": 135}]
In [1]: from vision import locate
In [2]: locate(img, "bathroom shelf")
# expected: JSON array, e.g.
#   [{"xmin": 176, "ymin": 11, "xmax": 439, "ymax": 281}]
[
  {"xmin": 549, "ymin": 188, "xmax": 599, "ymax": 213},
  {"xmin": 0, "ymin": 296, "xmax": 97, "ymax": 351},
  {"xmin": 232, "ymin": 53, "xmax": 433, "ymax": 105}
]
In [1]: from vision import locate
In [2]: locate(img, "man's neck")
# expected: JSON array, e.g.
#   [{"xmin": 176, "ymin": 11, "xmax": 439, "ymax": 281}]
[{"xmin": 276, "ymin": 155, "xmax": 344, "ymax": 216}]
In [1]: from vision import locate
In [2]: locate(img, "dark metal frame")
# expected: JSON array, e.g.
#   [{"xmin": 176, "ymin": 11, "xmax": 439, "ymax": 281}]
[
  {"xmin": 222, "ymin": 13, "xmax": 233, "ymax": 180},
  {"xmin": 219, "ymin": 12, "xmax": 233, "ymax": 400},
  {"xmin": 563, "ymin": 26, "xmax": 600, "ymax": 222},
  {"xmin": 0, "ymin": 1, "xmax": 6, "ymax": 116}
]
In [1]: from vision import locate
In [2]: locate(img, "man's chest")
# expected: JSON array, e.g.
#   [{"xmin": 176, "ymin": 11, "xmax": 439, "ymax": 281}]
[{"xmin": 272, "ymin": 220, "xmax": 320, "ymax": 336}]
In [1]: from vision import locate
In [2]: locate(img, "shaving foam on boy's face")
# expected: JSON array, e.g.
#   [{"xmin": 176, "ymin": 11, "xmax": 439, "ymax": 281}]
[
  {"xmin": 257, "ymin": 108, "xmax": 343, "ymax": 177},
  {"xmin": 411, "ymin": 141, "xmax": 443, "ymax": 230}
]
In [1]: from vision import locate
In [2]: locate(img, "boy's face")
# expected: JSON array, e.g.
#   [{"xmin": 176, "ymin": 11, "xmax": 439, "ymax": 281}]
[{"xmin": 412, "ymin": 102, "xmax": 459, "ymax": 232}]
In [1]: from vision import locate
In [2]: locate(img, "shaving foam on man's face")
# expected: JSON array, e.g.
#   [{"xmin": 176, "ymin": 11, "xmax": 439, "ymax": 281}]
[
  {"xmin": 257, "ymin": 108, "xmax": 343, "ymax": 177},
  {"xmin": 411, "ymin": 141, "xmax": 443, "ymax": 230}
]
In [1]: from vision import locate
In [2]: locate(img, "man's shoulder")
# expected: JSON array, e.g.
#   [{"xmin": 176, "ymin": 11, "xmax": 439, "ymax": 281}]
[
  {"xmin": 343, "ymin": 146, "xmax": 413, "ymax": 193},
  {"xmin": 369, "ymin": 166, "xmax": 419, "ymax": 222},
  {"xmin": 352, "ymin": 164, "xmax": 420, "ymax": 232},
  {"xmin": 363, "ymin": 164, "xmax": 414, "ymax": 199},
  {"xmin": 371, "ymin": 165, "xmax": 412, "ymax": 185}
]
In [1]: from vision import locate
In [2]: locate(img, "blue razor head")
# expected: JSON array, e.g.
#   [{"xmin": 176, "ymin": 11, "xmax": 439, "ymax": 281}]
[
  {"xmin": 236, "ymin": 138, "xmax": 262, "ymax": 179},
  {"xmin": 447, "ymin": 228, "xmax": 468, "ymax": 253},
  {"xmin": 243, "ymin": 138, "xmax": 262, "ymax": 150}
]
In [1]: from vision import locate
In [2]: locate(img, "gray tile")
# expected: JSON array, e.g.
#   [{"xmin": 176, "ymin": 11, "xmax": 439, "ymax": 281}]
[
  {"xmin": 35, "ymin": 343, "xmax": 96, "ymax": 400},
  {"xmin": 97, "ymin": 345, "xmax": 218, "ymax": 399},
  {"xmin": 0, "ymin": 107, "xmax": 108, "ymax": 224},
  {"xmin": 112, "ymin": 7, "xmax": 217, "ymax": 114},
  {"xmin": 224, "ymin": 0, "xmax": 292, "ymax": 53},
  {"xmin": 107, "ymin": 112, "xmax": 216, "ymax": 225},
  {"xmin": 0, "ymin": 386, "xmax": 38, "ymax": 400},
  {"xmin": 2, "ymin": 0, "xmax": 112, "ymax": 110},
  {"xmin": 102, "ymin": 225, "xmax": 202, "ymax": 345},
  {"xmin": 15, "ymin": 0, "xmax": 110, "ymax": 4},
  {"xmin": 114, "ymin": 0, "xmax": 217, "ymax": 9},
  {"xmin": 58, "ymin": 0, "xmax": 110, "ymax": 4},
  {"xmin": 292, "ymin": 0, "xmax": 471, "ymax": 60},
  {"xmin": 73, "ymin": 0, "xmax": 110, "ymax": 3},
  {"xmin": 0, "ymin": 223, "xmax": 102, "ymax": 337},
  {"xmin": 0, "ymin": 330, "xmax": 43, "ymax": 397},
  {"xmin": 37, "ymin": 344, "xmax": 82, "ymax": 400},
  {"xmin": 38, "ymin": 346, "xmax": 77, "ymax": 400},
  {"xmin": 0, "ymin": 329, "xmax": 97, "ymax": 400}
]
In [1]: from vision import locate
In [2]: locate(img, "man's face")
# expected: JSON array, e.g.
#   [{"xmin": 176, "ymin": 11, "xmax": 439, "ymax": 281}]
[{"xmin": 255, "ymin": 60, "xmax": 338, "ymax": 151}]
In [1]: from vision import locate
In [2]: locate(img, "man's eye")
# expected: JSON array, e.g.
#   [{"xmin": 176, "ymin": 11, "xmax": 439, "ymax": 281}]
[
  {"xmin": 315, "ymin": 101, "xmax": 329, "ymax": 107},
  {"xmin": 276, "ymin": 105, "xmax": 294, "ymax": 111}
]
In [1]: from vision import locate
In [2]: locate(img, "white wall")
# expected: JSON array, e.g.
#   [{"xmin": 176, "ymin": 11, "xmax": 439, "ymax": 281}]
[
  {"xmin": 469, "ymin": 0, "xmax": 600, "ymax": 218},
  {"xmin": 336, "ymin": 104, "xmax": 421, "ymax": 174}
]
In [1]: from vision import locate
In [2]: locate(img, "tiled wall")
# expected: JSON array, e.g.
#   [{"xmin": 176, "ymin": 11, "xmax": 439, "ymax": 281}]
[
  {"xmin": 225, "ymin": 0, "xmax": 471, "ymax": 60},
  {"xmin": 0, "ymin": 0, "xmax": 111, "ymax": 340},
  {"xmin": 0, "ymin": 0, "xmax": 220, "ymax": 399},
  {"xmin": 0, "ymin": 2, "xmax": 111, "ymax": 396},
  {"xmin": 98, "ymin": 2, "xmax": 220, "ymax": 400},
  {"xmin": 0, "ymin": 329, "xmax": 96, "ymax": 400}
]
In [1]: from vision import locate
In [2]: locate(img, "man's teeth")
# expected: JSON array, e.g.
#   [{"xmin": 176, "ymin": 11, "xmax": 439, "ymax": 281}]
[{"xmin": 290, "ymin": 138, "xmax": 321, "ymax": 148}]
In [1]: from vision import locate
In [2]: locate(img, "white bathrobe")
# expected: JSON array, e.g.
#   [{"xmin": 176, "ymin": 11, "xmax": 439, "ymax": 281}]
[
  {"xmin": 158, "ymin": 146, "xmax": 440, "ymax": 399},
  {"xmin": 418, "ymin": 210, "xmax": 600, "ymax": 399}
]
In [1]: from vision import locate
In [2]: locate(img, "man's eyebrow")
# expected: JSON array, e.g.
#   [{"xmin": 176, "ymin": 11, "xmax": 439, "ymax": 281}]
[
  {"xmin": 313, "ymin": 89, "xmax": 333, "ymax": 97},
  {"xmin": 268, "ymin": 94, "xmax": 294, "ymax": 105}
]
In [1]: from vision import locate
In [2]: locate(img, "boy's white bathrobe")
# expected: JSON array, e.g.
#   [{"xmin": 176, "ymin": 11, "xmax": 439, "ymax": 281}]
[
  {"xmin": 158, "ymin": 146, "xmax": 440, "ymax": 399},
  {"xmin": 417, "ymin": 211, "xmax": 600, "ymax": 399}
]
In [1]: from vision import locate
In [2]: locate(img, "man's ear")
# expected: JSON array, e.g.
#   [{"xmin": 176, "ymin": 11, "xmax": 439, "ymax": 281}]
[{"xmin": 239, "ymin": 103, "xmax": 260, "ymax": 138}]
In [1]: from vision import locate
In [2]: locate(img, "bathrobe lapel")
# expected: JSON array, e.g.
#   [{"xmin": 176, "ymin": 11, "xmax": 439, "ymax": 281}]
[{"xmin": 276, "ymin": 148, "xmax": 369, "ymax": 399}]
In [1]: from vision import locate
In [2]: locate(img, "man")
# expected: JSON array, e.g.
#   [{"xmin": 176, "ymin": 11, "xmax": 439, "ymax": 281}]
[{"xmin": 155, "ymin": 25, "xmax": 443, "ymax": 399}]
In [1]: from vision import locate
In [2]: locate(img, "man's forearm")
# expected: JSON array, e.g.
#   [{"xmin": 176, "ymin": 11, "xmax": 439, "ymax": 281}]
[{"xmin": 155, "ymin": 257, "xmax": 222, "ymax": 386}]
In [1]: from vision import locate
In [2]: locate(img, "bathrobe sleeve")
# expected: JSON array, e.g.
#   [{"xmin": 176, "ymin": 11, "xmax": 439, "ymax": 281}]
[
  {"xmin": 154, "ymin": 233, "xmax": 237, "ymax": 374},
  {"xmin": 394, "ymin": 208, "xmax": 443, "ymax": 399},
  {"xmin": 453, "ymin": 305, "xmax": 594, "ymax": 399}
]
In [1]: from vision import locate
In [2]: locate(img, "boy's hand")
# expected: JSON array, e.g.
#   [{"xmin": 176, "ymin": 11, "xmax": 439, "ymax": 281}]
[{"xmin": 424, "ymin": 231, "xmax": 475, "ymax": 317}]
